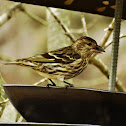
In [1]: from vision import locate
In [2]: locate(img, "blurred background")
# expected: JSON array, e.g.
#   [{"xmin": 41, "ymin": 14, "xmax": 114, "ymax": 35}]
[{"xmin": 0, "ymin": 0, "xmax": 126, "ymax": 90}]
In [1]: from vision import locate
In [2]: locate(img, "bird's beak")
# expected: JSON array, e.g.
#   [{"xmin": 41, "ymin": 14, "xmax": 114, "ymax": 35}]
[{"xmin": 95, "ymin": 45, "xmax": 105, "ymax": 53}]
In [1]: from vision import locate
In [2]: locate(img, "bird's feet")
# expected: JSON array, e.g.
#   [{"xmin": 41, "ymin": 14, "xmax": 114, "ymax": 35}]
[
  {"xmin": 63, "ymin": 81, "xmax": 74, "ymax": 88},
  {"xmin": 46, "ymin": 79, "xmax": 56, "ymax": 87}
]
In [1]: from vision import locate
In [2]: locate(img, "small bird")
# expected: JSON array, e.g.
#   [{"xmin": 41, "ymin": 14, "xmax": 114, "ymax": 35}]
[{"xmin": 5, "ymin": 36, "xmax": 105, "ymax": 87}]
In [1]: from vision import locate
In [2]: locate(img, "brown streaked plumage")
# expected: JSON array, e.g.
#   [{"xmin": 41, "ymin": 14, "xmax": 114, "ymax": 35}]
[{"xmin": 5, "ymin": 36, "xmax": 105, "ymax": 86}]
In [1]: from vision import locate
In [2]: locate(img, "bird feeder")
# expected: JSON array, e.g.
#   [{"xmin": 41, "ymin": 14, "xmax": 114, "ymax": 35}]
[{"xmin": 3, "ymin": 84, "xmax": 126, "ymax": 126}]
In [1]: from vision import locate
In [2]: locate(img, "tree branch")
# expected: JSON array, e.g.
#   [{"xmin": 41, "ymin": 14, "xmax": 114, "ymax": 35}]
[
  {"xmin": 0, "ymin": 3, "xmax": 21, "ymax": 27},
  {"xmin": 33, "ymin": 78, "xmax": 48, "ymax": 85},
  {"xmin": 0, "ymin": 98, "xmax": 9, "ymax": 104},
  {"xmin": 100, "ymin": 18, "xmax": 115, "ymax": 48},
  {"xmin": 104, "ymin": 34, "xmax": 126, "ymax": 49},
  {"xmin": 19, "ymin": 4, "xmax": 48, "ymax": 26},
  {"xmin": 81, "ymin": 13, "xmax": 88, "ymax": 36},
  {"xmin": 89, "ymin": 57, "xmax": 126, "ymax": 92},
  {"xmin": 92, "ymin": 18, "xmax": 114, "ymax": 58},
  {"xmin": 47, "ymin": 7, "xmax": 76, "ymax": 42},
  {"xmin": 0, "ymin": 3, "xmax": 47, "ymax": 27}
]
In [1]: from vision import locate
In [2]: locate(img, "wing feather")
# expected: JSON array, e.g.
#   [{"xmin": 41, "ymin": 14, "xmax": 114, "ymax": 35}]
[{"xmin": 7, "ymin": 46, "xmax": 81, "ymax": 65}]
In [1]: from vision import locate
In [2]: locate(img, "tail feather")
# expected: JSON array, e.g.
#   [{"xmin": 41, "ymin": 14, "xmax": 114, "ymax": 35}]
[
  {"xmin": 4, "ymin": 62, "xmax": 22, "ymax": 65},
  {"xmin": 3, "ymin": 61, "xmax": 37, "ymax": 67}
]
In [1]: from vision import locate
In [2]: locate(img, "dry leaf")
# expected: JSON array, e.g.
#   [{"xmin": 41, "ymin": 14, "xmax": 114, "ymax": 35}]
[
  {"xmin": 110, "ymin": 5, "xmax": 116, "ymax": 9},
  {"xmin": 64, "ymin": 0, "xmax": 74, "ymax": 5},
  {"xmin": 96, "ymin": 7, "xmax": 106, "ymax": 12},
  {"xmin": 102, "ymin": 1, "xmax": 109, "ymax": 5}
]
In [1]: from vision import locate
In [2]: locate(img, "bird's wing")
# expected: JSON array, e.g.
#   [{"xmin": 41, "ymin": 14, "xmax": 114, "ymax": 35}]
[
  {"xmin": 21, "ymin": 54, "xmax": 55, "ymax": 63},
  {"xmin": 48, "ymin": 46, "xmax": 81, "ymax": 63},
  {"xmin": 15, "ymin": 46, "xmax": 80, "ymax": 64}
]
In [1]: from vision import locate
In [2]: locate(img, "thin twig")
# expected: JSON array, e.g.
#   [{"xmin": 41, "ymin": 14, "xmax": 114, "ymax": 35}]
[
  {"xmin": 0, "ymin": 3, "xmax": 47, "ymax": 27},
  {"xmin": 92, "ymin": 18, "xmax": 115, "ymax": 58},
  {"xmin": 100, "ymin": 18, "xmax": 115, "ymax": 48},
  {"xmin": 19, "ymin": 4, "xmax": 48, "ymax": 26},
  {"xmin": 104, "ymin": 34, "xmax": 126, "ymax": 49},
  {"xmin": 0, "ymin": 98, "xmax": 9, "ymax": 104},
  {"xmin": 81, "ymin": 13, "xmax": 88, "ymax": 36},
  {"xmin": 47, "ymin": 7, "xmax": 76, "ymax": 42},
  {"xmin": 0, "ymin": 3, "xmax": 21, "ymax": 27},
  {"xmin": 17, "ymin": 115, "xmax": 24, "ymax": 122},
  {"xmin": 33, "ymin": 78, "xmax": 48, "ymax": 85},
  {"xmin": 89, "ymin": 57, "xmax": 126, "ymax": 92}
]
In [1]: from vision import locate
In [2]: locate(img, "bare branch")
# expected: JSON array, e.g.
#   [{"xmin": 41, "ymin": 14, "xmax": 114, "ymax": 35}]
[
  {"xmin": 47, "ymin": 7, "xmax": 76, "ymax": 42},
  {"xmin": 0, "ymin": 98, "xmax": 9, "ymax": 104},
  {"xmin": 89, "ymin": 57, "xmax": 126, "ymax": 92},
  {"xmin": 81, "ymin": 13, "xmax": 88, "ymax": 36},
  {"xmin": 19, "ymin": 4, "xmax": 48, "ymax": 26},
  {"xmin": 0, "ymin": 3, "xmax": 47, "ymax": 27},
  {"xmin": 0, "ymin": 3, "xmax": 21, "ymax": 27},
  {"xmin": 92, "ymin": 18, "xmax": 114, "ymax": 58},
  {"xmin": 100, "ymin": 18, "xmax": 115, "ymax": 48},
  {"xmin": 104, "ymin": 34, "xmax": 126, "ymax": 49},
  {"xmin": 33, "ymin": 78, "xmax": 48, "ymax": 85}
]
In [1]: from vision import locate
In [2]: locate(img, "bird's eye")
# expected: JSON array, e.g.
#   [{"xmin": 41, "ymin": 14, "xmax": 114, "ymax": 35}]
[{"xmin": 87, "ymin": 43, "xmax": 92, "ymax": 46}]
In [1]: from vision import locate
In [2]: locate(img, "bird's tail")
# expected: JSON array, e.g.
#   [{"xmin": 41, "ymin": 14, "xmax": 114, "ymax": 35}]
[
  {"xmin": 4, "ymin": 61, "xmax": 22, "ymax": 65},
  {"xmin": 3, "ymin": 59, "xmax": 37, "ymax": 67},
  {"xmin": 3, "ymin": 58, "xmax": 23, "ymax": 65}
]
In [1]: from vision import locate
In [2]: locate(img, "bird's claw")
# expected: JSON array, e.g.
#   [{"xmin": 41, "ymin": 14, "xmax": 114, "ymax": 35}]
[
  {"xmin": 63, "ymin": 81, "xmax": 74, "ymax": 88},
  {"xmin": 65, "ymin": 84, "xmax": 74, "ymax": 88},
  {"xmin": 46, "ymin": 84, "xmax": 51, "ymax": 87},
  {"xmin": 46, "ymin": 83, "xmax": 56, "ymax": 88}
]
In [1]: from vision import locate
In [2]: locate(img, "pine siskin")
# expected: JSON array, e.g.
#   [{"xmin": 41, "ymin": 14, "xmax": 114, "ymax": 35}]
[{"xmin": 5, "ymin": 36, "xmax": 105, "ymax": 86}]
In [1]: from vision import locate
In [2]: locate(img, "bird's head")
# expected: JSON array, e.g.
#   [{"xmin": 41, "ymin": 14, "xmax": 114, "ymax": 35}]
[{"xmin": 72, "ymin": 36, "xmax": 105, "ymax": 58}]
